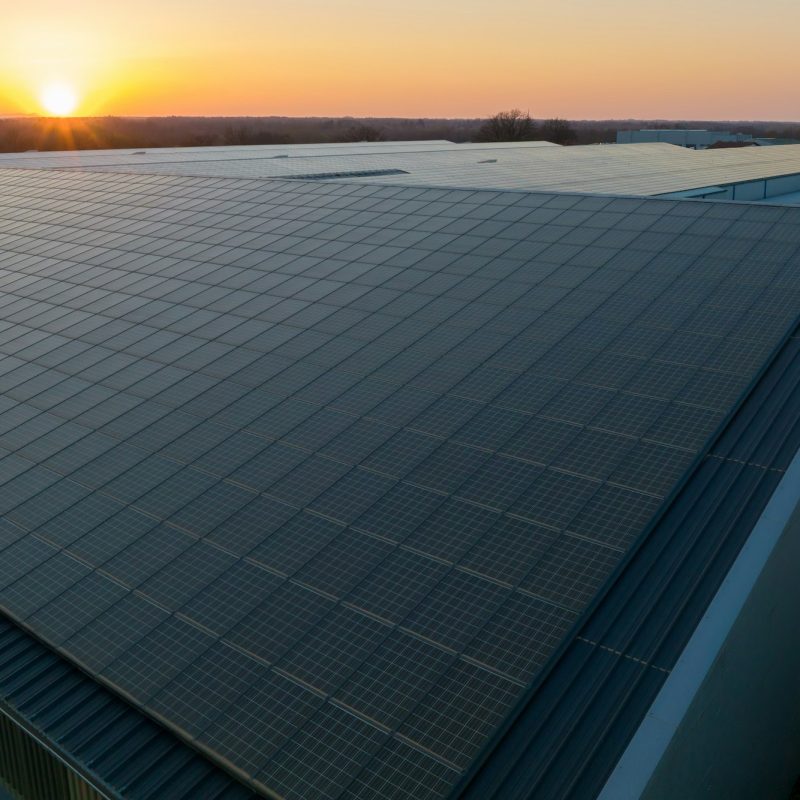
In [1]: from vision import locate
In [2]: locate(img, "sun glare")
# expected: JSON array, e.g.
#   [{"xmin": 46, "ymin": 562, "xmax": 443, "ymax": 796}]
[{"xmin": 40, "ymin": 82, "xmax": 79, "ymax": 116}]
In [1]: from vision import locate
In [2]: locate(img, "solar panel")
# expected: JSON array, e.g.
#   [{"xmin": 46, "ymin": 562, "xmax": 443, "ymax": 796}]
[{"xmin": 0, "ymin": 166, "xmax": 798, "ymax": 800}]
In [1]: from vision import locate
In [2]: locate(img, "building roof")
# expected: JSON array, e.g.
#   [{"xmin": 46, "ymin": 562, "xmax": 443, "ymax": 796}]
[
  {"xmin": 0, "ymin": 162, "xmax": 799, "ymax": 800},
  {"xmin": 6, "ymin": 140, "xmax": 800, "ymax": 198}
]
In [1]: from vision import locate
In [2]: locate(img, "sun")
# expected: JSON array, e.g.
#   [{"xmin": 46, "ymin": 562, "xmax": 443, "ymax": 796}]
[{"xmin": 40, "ymin": 82, "xmax": 79, "ymax": 116}]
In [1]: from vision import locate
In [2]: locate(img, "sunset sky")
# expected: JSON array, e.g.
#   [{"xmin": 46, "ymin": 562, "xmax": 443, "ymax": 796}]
[{"xmin": 2, "ymin": 0, "xmax": 798, "ymax": 119}]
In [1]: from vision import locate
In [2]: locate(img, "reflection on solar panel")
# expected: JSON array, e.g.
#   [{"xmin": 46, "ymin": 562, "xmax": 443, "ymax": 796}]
[{"xmin": 0, "ymin": 166, "xmax": 799, "ymax": 800}]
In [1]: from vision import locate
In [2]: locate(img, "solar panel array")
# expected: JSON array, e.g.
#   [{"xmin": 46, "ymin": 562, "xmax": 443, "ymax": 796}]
[
  {"xmin": 0, "ymin": 140, "xmax": 555, "ymax": 174},
  {"xmin": 8, "ymin": 139, "xmax": 800, "ymax": 198},
  {"xmin": 0, "ymin": 166, "xmax": 798, "ymax": 800}
]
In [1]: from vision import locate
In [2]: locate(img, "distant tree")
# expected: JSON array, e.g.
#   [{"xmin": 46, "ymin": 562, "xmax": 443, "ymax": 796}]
[
  {"xmin": 341, "ymin": 124, "xmax": 385, "ymax": 142},
  {"xmin": 540, "ymin": 118, "xmax": 576, "ymax": 145},
  {"xmin": 221, "ymin": 124, "xmax": 290, "ymax": 146},
  {"xmin": 4, "ymin": 115, "xmax": 796, "ymax": 156},
  {"xmin": 476, "ymin": 109, "xmax": 537, "ymax": 142},
  {"xmin": 222, "ymin": 124, "xmax": 251, "ymax": 146}
]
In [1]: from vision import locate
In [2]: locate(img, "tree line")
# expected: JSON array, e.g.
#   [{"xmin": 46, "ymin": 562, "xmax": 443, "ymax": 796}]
[{"xmin": 0, "ymin": 112, "xmax": 797, "ymax": 153}]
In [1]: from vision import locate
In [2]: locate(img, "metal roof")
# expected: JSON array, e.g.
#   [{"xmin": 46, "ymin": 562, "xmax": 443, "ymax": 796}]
[
  {"xmin": 6, "ymin": 140, "xmax": 800, "ymax": 197},
  {"xmin": 0, "ymin": 166, "xmax": 798, "ymax": 799},
  {"xmin": 0, "ymin": 614, "xmax": 262, "ymax": 800}
]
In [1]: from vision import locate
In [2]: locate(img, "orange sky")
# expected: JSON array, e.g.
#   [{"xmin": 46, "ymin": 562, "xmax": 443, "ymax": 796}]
[{"xmin": 1, "ymin": 0, "xmax": 799, "ymax": 119}]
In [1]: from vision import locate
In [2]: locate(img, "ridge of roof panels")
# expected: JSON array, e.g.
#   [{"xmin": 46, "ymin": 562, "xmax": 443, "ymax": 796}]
[{"xmin": 0, "ymin": 166, "xmax": 798, "ymax": 800}]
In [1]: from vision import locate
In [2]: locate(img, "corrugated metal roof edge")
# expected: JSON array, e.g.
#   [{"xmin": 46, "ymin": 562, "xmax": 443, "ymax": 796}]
[
  {"xmin": 597, "ymin": 424, "xmax": 800, "ymax": 799},
  {"xmin": 451, "ymin": 312, "xmax": 800, "ymax": 798},
  {"xmin": 0, "ymin": 676, "xmax": 115, "ymax": 800},
  {"xmin": 0, "ymin": 615, "xmax": 263, "ymax": 800}
]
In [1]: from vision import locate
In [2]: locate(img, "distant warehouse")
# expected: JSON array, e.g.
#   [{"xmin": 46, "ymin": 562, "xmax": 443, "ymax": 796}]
[{"xmin": 617, "ymin": 128, "xmax": 799, "ymax": 149}]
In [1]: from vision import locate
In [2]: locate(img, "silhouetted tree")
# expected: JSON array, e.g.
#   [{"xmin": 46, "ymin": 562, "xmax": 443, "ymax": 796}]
[
  {"xmin": 476, "ymin": 109, "xmax": 537, "ymax": 142},
  {"xmin": 540, "ymin": 118, "xmax": 576, "ymax": 145},
  {"xmin": 341, "ymin": 124, "xmax": 385, "ymax": 142}
]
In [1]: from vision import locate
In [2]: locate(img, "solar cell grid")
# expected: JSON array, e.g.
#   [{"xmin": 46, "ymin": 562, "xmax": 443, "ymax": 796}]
[{"xmin": 0, "ymin": 167, "xmax": 797, "ymax": 799}]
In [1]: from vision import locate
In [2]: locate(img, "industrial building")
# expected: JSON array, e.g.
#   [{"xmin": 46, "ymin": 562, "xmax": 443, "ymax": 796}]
[
  {"xmin": 6, "ymin": 137, "xmax": 800, "ymax": 202},
  {"xmin": 616, "ymin": 128, "xmax": 800, "ymax": 149},
  {"xmin": 0, "ymin": 142, "xmax": 799, "ymax": 800},
  {"xmin": 617, "ymin": 128, "xmax": 755, "ymax": 149}
]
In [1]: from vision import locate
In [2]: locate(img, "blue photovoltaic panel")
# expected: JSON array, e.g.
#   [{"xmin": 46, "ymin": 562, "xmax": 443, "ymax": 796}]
[{"xmin": 0, "ymin": 166, "xmax": 798, "ymax": 799}]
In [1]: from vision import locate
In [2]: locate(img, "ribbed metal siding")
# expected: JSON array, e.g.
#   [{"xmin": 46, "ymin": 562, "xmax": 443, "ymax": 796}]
[
  {"xmin": 0, "ymin": 618, "xmax": 261, "ymax": 800},
  {"xmin": 0, "ymin": 710, "xmax": 106, "ymax": 800}
]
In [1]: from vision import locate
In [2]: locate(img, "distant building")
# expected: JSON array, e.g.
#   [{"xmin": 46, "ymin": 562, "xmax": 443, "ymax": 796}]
[
  {"xmin": 618, "ymin": 128, "xmax": 800, "ymax": 149},
  {"xmin": 616, "ymin": 128, "xmax": 754, "ymax": 148}
]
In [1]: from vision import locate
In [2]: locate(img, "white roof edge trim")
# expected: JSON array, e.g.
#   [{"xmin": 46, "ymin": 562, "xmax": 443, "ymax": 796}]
[{"xmin": 596, "ymin": 443, "xmax": 800, "ymax": 800}]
